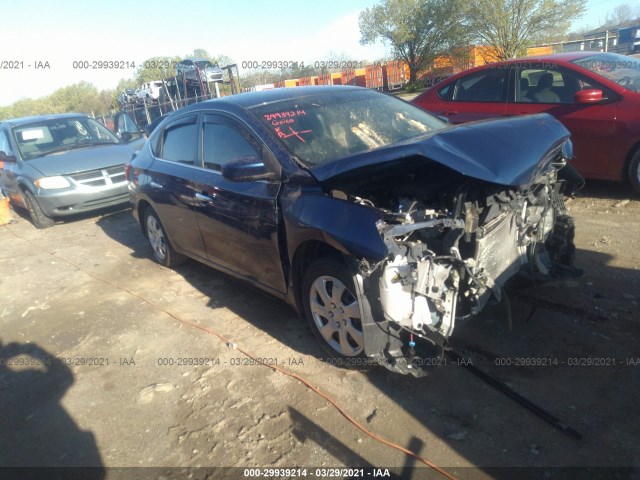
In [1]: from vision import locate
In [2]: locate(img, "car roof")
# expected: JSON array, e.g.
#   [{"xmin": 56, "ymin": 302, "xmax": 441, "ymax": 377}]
[
  {"xmin": 181, "ymin": 85, "xmax": 368, "ymax": 111},
  {"xmin": 0, "ymin": 113, "xmax": 89, "ymax": 127},
  {"xmin": 502, "ymin": 51, "xmax": 612, "ymax": 64},
  {"xmin": 180, "ymin": 58, "xmax": 210, "ymax": 64},
  {"xmin": 429, "ymin": 51, "xmax": 627, "ymax": 88}
]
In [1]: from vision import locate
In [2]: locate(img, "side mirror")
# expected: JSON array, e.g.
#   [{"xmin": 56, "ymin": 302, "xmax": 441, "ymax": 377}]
[
  {"xmin": 0, "ymin": 151, "xmax": 17, "ymax": 163},
  {"xmin": 114, "ymin": 112, "xmax": 144, "ymax": 142},
  {"xmin": 221, "ymin": 156, "xmax": 280, "ymax": 182},
  {"xmin": 574, "ymin": 89, "xmax": 603, "ymax": 104}
]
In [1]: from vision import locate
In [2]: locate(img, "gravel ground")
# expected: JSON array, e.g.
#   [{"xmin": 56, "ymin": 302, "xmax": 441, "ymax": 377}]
[{"xmin": 0, "ymin": 180, "xmax": 638, "ymax": 480}]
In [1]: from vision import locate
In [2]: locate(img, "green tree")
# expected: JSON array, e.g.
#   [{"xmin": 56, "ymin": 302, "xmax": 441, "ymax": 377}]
[
  {"xmin": 0, "ymin": 106, "xmax": 13, "ymax": 121},
  {"xmin": 49, "ymin": 81, "xmax": 99, "ymax": 113},
  {"xmin": 241, "ymin": 69, "xmax": 276, "ymax": 88},
  {"xmin": 189, "ymin": 49, "xmax": 235, "ymax": 67},
  {"xmin": 214, "ymin": 54, "xmax": 235, "ymax": 67},
  {"xmin": 112, "ymin": 77, "xmax": 138, "ymax": 107},
  {"xmin": 289, "ymin": 64, "xmax": 319, "ymax": 79},
  {"xmin": 115, "ymin": 78, "xmax": 138, "ymax": 92},
  {"xmin": 191, "ymin": 48, "xmax": 211, "ymax": 60},
  {"xmin": 10, "ymin": 98, "xmax": 41, "ymax": 118},
  {"xmin": 134, "ymin": 56, "xmax": 182, "ymax": 84},
  {"xmin": 359, "ymin": 0, "xmax": 467, "ymax": 84},
  {"xmin": 0, "ymin": 82, "xmax": 115, "ymax": 120},
  {"xmin": 466, "ymin": 0, "xmax": 587, "ymax": 61}
]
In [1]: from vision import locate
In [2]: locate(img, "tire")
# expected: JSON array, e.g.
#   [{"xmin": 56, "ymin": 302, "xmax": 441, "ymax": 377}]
[
  {"xmin": 629, "ymin": 149, "xmax": 640, "ymax": 194},
  {"xmin": 143, "ymin": 208, "xmax": 185, "ymax": 267},
  {"xmin": 302, "ymin": 258, "xmax": 368, "ymax": 367},
  {"xmin": 22, "ymin": 189, "xmax": 54, "ymax": 229}
]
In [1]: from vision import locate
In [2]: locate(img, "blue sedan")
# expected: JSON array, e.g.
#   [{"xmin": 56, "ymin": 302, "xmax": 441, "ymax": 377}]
[{"xmin": 126, "ymin": 86, "xmax": 582, "ymax": 376}]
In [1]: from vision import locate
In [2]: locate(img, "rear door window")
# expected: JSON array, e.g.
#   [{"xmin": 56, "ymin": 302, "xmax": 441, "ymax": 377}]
[
  {"xmin": 160, "ymin": 115, "xmax": 199, "ymax": 165},
  {"xmin": 450, "ymin": 68, "xmax": 509, "ymax": 102}
]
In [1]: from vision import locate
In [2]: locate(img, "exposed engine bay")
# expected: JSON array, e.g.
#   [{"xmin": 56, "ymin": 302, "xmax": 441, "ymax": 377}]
[{"xmin": 329, "ymin": 153, "xmax": 580, "ymax": 376}]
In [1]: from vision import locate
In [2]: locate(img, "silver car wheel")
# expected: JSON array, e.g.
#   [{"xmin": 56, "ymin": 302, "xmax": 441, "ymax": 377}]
[
  {"xmin": 146, "ymin": 214, "xmax": 167, "ymax": 262},
  {"xmin": 309, "ymin": 275, "xmax": 364, "ymax": 357}
]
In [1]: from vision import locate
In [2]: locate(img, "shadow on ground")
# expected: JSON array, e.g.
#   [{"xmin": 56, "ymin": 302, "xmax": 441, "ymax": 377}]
[
  {"xmin": 576, "ymin": 179, "xmax": 637, "ymax": 200},
  {"xmin": 0, "ymin": 340, "xmax": 104, "ymax": 478}
]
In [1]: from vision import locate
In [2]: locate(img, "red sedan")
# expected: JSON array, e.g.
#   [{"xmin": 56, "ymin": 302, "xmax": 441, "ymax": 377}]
[{"xmin": 412, "ymin": 52, "xmax": 640, "ymax": 192}]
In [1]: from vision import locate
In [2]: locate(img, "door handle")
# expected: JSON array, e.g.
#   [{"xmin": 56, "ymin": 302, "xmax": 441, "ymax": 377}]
[
  {"xmin": 149, "ymin": 180, "xmax": 163, "ymax": 189},
  {"xmin": 195, "ymin": 192, "xmax": 213, "ymax": 204},
  {"xmin": 443, "ymin": 110, "xmax": 458, "ymax": 115}
]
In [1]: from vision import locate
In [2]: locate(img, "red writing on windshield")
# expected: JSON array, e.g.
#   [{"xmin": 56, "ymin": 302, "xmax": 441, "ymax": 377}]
[
  {"xmin": 271, "ymin": 119, "xmax": 294, "ymax": 126},
  {"xmin": 274, "ymin": 125, "xmax": 312, "ymax": 143},
  {"xmin": 263, "ymin": 110, "xmax": 306, "ymax": 122}
]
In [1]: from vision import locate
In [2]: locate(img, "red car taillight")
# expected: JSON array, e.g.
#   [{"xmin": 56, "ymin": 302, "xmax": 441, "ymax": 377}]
[{"xmin": 124, "ymin": 163, "xmax": 139, "ymax": 186}]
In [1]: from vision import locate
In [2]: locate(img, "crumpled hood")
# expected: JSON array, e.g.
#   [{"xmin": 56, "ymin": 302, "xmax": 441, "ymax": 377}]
[
  {"xmin": 311, "ymin": 113, "xmax": 571, "ymax": 188},
  {"xmin": 26, "ymin": 144, "xmax": 135, "ymax": 176}
]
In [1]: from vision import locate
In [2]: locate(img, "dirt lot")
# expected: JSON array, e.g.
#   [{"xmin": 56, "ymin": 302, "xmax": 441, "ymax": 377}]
[{"xmin": 1, "ymin": 180, "xmax": 639, "ymax": 480}]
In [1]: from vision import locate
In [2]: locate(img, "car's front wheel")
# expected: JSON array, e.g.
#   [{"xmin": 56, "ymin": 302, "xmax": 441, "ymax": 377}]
[
  {"xmin": 144, "ymin": 208, "xmax": 185, "ymax": 267},
  {"xmin": 302, "ymin": 258, "xmax": 368, "ymax": 367},
  {"xmin": 629, "ymin": 149, "xmax": 640, "ymax": 194},
  {"xmin": 22, "ymin": 189, "xmax": 54, "ymax": 229}
]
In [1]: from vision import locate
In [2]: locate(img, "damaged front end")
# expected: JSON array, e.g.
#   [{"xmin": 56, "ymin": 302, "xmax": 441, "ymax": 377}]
[
  {"xmin": 314, "ymin": 125, "xmax": 582, "ymax": 375},
  {"xmin": 357, "ymin": 168, "xmax": 576, "ymax": 374},
  {"xmin": 357, "ymin": 165, "xmax": 578, "ymax": 375},
  {"xmin": 307, "ymin": 113, "xmax": 583, "ymax": 375}
]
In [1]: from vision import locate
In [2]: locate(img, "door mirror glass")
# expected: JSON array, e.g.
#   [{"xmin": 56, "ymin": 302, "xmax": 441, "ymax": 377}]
[
  {"xmin": 0, "ymin": 151, "xmax": 16, "ymax": 163},
  {"xmin": 574, "ymin": 89, "xmax": 603, "ymax": 104},
  {"xmin": 114, "ymin": 112, "xmax": 144, "ymax": 142}
]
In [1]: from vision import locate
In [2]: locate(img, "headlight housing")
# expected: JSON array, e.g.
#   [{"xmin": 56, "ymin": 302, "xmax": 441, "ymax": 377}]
[{"xmin": 35, "ymin": 176, "xmax": 71, "ymax": 190}]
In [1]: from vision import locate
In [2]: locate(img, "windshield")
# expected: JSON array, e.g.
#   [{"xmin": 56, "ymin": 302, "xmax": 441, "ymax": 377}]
[
  {"xmin": 13, "ymin": 117, "xmax": 119, "ymax": 160},
  {"xmin": 195, "ymin": 61, "xmax": 213, "ymax": 69},
  {"xmin": 250, "ymin": 89, "xmax": 446, "ymax": 167},
  {"xmin": 571, "ymin": 53, "xmax": 640, "ymax": 93}
]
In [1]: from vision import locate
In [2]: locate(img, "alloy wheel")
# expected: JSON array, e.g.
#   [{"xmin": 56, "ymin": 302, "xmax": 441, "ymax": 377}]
[{"xmin": 308, "ymin": 275, "xmax": 364, "ymax": 357}]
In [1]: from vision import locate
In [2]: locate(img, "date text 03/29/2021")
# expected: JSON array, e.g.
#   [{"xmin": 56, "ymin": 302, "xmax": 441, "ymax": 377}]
[{"xmin": 243, "ymin": 468, "xmax": 392, "ymax": 478}]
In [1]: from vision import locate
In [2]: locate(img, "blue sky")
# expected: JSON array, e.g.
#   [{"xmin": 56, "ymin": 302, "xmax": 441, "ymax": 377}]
[
  {"xmin": 578, "ymin": 0, "xmax": 636, "ymax": 30},
  {"xmin": 0, "ymin": 0, "xmax": 624, "ymax": 106}
]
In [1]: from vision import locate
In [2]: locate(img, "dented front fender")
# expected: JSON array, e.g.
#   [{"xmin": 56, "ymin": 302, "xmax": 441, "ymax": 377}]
[{"xmin": 283, "ymin": 192, "xmax": 388, "ymax": 261}]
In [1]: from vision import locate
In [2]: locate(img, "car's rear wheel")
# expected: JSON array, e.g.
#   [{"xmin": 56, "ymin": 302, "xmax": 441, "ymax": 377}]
[
  {"xmin": 22, "ymin": 189, "xmax": 54, "ymax": 229},
  {"xmin": 302, "ymin": 258, "xmax": 368, "ymax": 368},
  {"xmin": 629, "ymin": 150, "xmax": 640, "ymax": 194},
  {"xmin": 144, "ymin": 208, "xmax": 185, "ymax": 267}
]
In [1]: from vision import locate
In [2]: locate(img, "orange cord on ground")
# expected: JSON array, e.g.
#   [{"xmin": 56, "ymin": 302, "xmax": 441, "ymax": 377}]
[{"xmin": 5, "ymin": 225, "xmax": 460, "ymax": 480}]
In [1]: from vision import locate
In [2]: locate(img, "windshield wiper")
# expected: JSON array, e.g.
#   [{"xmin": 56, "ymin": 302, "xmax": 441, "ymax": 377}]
[
  {"xmin": 40, "ymin": 141, "xmax": 97, "ymax": 155},
  {"xmin": 31, "ymin": 139, "xmax": 117, "ymax": 158}
]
